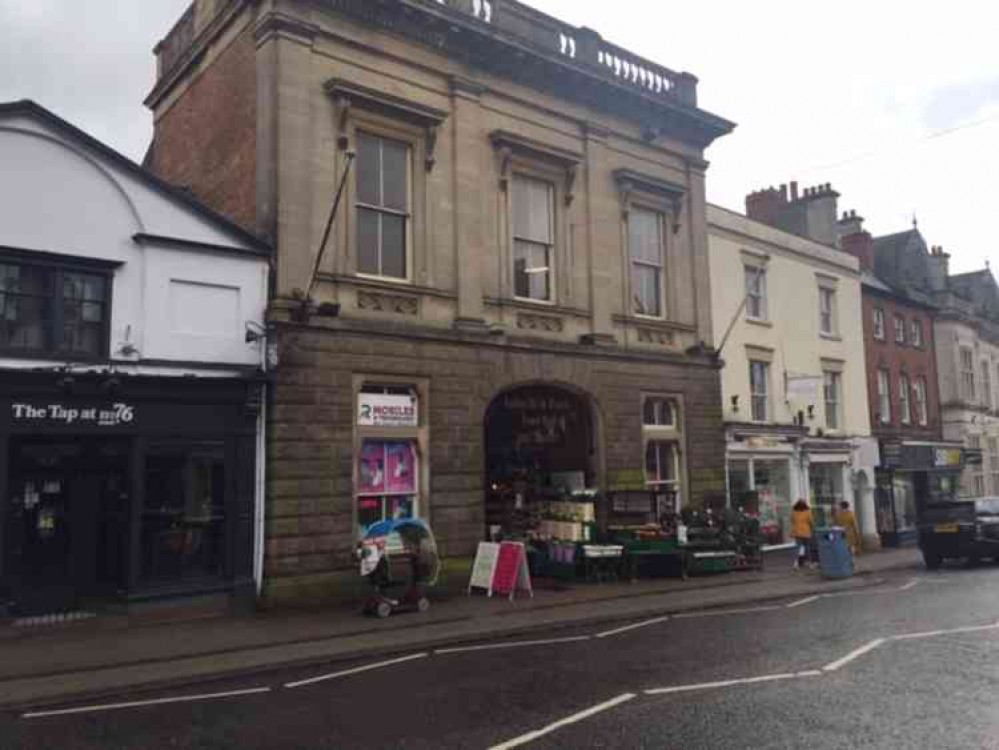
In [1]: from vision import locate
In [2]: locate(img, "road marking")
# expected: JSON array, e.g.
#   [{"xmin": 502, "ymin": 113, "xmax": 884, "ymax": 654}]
[
  {"xmin": 22, "ymin": 687, "xmax": 271, "ymax": 719},
  {"xmin": 645, "ymin": 670, "xmax": 820, "ymax": 696},
  {"xmin": 897, "ymin": 579, "xmax": 920, "ymax": 591},
  {"xmin": 595, "ymin": 615, "xmax": 671, "ymax": 639},
  {"xmin": 822, "ymin": 638, "xmax": 886, "ymax": 672},
  {"xmin": 673, "ymin": 605, "xmax": 783, "ymax": 619},
  {"xmin": 489, "ymin": 693, "xmax": 636, "ymax": 749},
  {"xmin": 786, "ymin": 595, "xmax": 822, "ymax": 608},
  {"xmin": 283, "ymin": 652, "xmax": 429, "ymax": 689},
  {"xmin": 435, "ymin": 635, "xmax": 591, "ymax": 655},
  {"xmin": 890, "ymin": 622, "xmax": 999, "ymax": 641}
]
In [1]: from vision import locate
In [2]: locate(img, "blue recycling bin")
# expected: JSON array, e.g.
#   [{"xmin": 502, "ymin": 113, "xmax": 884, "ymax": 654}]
[{"xmin": 816, "ymin": 527, "xmax": 853, "ymax": 579}]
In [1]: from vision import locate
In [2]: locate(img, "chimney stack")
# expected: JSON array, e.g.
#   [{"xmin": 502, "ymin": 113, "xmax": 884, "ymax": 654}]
[
  {"xmin": 838, "ymin": 210, "xmax": 873, "ymax": 271},
  {"xmin": 927, "ymin": 245, "xmax": 951, "ymax": 292},
  {"xmin": 745, "ymin": 180, "xmax": 840, "ymax": 246}
]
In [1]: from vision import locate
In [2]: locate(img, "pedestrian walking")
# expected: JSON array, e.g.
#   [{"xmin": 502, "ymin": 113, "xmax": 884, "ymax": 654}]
[
  {"xmin": 834, "ymin": 500, "xmax": 861, "ymax": 555},
  {"xmin": 791, "ymin": 499, "xmax": 813, "ymax": 569}
]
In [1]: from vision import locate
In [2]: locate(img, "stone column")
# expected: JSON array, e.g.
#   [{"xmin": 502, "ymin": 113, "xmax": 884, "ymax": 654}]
[
  {"xmin": 581, "ymin": 124, "xmax": 616, "ymax": 345},
  {"xmin": 450, "ymin": 77, "xmax": 489, "ymax": 333},
  {"xmin": 686, "ymin": 162, "xmax": 714, "ymax": 347},
  {"xmin": 256, "ymin": 14, "xmax": 318, "ymax": 298}
]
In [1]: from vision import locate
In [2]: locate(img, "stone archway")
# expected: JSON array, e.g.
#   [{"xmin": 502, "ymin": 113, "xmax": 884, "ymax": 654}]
[{"xmin": 482, "ymin": 384, "xmax": 598, "ymax": 538}]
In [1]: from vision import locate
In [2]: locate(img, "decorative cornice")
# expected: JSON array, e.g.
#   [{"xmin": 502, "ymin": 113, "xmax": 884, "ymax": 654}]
[
  {"xmin": 325, "ymin": 79, "xmax": 448, "ymax": 128},
  {"xmin": 490, "ymin": 130, "xmax": 581, "ymax": 204},
  {"xmin": 613, "ymin": 169, "xmax": 686, "ymax": 231},
  {"xmin": 326, "ymin": 78, "xmax": 449, "ymax": 170}
]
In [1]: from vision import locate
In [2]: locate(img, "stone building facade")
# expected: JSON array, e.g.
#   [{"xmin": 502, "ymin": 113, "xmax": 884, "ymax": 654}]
[{"xmin": 146, "ymin": 0, "xmax": 734, "ymax": 603}]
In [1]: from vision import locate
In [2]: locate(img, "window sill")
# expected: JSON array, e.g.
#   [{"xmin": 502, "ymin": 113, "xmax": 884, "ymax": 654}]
[
  {"xmin": 513, "ymin": 296, "xmax": 557, "ymax": 307},
  {"xmin": 819, "ymin": 333, "xmax": 842, "ymax": 342},
  {"xmin": 746, "ymin": 318, "xmax": 773, "ymax": 328}
]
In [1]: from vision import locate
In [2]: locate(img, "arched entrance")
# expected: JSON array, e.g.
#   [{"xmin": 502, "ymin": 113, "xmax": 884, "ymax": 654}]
[{"xmin": 483, "ymin": 384, "xmax": 597, "ymax": 538}]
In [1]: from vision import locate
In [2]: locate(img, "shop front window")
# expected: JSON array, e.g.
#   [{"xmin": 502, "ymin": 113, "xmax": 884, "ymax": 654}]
[
  {"xmin": 893, "ymin": 476, "xmax": 917, "ymax": 531},
  {"xmin": 727, "ymin": 458, "xmax": 791, "ymax": 544},
  {"xmin": 809, "ymin": 463, "xmax": 844, "ymax": 527},
  {"xmin": 357, "ymin": 440, "xmax": 419, "ymax": 534},
  {"xmin": 142, "ymin": 443, "xmax": 226, "ymax": 583}
]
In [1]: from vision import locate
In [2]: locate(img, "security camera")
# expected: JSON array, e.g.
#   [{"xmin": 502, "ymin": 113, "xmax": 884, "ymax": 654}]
[{"xmin": 245, "ymin": 321, "xmax": 267, "ymax": 344}]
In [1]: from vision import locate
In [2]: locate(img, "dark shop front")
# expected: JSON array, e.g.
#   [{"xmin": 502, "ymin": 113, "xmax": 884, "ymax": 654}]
[
  {"xmin": 0, "ymin": 371, "xmax": 260, "ymax": 617},
  {"xmin": 875, "ymin": 440, "xmax": 965, "ymax": 547}
]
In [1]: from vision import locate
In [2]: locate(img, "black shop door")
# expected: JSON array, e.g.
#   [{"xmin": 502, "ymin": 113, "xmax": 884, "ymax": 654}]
[{"xmin": 6, "ymin": 439, "xmax": 130, "ymax": 616}]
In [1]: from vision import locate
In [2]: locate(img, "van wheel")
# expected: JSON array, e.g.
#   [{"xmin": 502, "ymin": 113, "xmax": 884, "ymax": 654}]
[{"xmin": 923, "ymin": 550, "xmax": 942, "ymax": 570}]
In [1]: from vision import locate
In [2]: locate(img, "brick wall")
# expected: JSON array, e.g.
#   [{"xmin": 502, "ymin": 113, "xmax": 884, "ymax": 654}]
[
  {"xmin": 149, "ymin": 27, "xmax": 257, "ymax": 233},
  {"xmin": 862, "ymin": 290, "xmax": 941, "ymax": 440},
  {"xmin": 264, "ymin": 325, "xmax": 726, "ymax": 601}
]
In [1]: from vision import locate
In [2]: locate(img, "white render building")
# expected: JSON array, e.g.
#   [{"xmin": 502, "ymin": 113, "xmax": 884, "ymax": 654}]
[
  {"xmin": 708, "ymin": 201, "xmax": 879, "ymax": 549},
  {"xmin": 0, "ymin": 101, "xmax": 270, "ymax": 618}
]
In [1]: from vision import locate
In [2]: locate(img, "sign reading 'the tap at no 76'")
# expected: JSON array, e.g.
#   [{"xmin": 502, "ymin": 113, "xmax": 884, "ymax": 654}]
[{"xmin": 10, "ymin": 402, "xmax": 136, "ymax": 428}]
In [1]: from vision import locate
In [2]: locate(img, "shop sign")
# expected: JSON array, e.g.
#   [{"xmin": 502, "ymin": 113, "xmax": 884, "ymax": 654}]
[
  {"xmin": 357, "ymin": 393, "xmax": 417, "ymax": 427},
  {"xmin": 881, "ymin": 442, "xmax": 904, "ymax": 469},
  {"xmin": 786, "ymin": 376, "xmax": 822, "ymax": 402},
  {"xmin": 935, "ymin": 448, "xmax": 963, "ymax": 468},
  {"xmin": 10, "ymin": 402, "xmax": 136, "ymax": 428}
]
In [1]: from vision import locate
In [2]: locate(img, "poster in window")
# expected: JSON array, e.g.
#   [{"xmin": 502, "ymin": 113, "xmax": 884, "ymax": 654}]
[
  {"xmin": 386, "ymin": 442, "xmax": 416, "ymax": 494},
  {"xmin": 360, "ymin": 442, "xmax": 385, "ymax": 494}
]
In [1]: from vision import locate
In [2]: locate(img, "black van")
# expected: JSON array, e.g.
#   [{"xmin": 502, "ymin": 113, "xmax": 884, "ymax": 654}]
[{"xmin": 918, "ymin": 497, "xmax": 999, "ymax": 569}]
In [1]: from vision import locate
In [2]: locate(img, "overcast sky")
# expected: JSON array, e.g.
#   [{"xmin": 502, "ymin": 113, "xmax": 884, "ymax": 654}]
[{"xmin": 2, "ymin": 0, "xmax": 996, "ymax": 273}]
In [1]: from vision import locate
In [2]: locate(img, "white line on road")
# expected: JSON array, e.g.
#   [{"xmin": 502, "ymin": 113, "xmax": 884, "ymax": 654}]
[
  {"xmin": 595, "ymin": 615, "xmax": 671, "ymax": 639},
  {"xmin": 897, "ymin": 579, "xmax": 920, "ymax": 591},
  {"xmin": 822, "ymin": 638, "xmax": 886, "ymax": 672},
  {"xmin": 283, "ymin": 652, "xmax": 429, "ymax": 689},
  {"xmin": 673, "ymin": 605, "xmax": 783, "ymax": 619},
  {"xmin": 434, "ymin": 635, "xmax": 591, "ymax": 655},
  {"xmin": 489, "ymin": 693, "xmax": 636, "ymax": 750},
  {"xmin": 890, "ymin": 622, "xmax": 999, "ymax": 641},
  {"xmin": 645, "ymin": 670, "xmax": 821, "ymax": 696},
  {"xmin": 22, "ymin": 687, "xmax": 272, "ymax": 719},
  {"xmin": 786, "ymin": 595, "xmax": 822, "ymax": 609}
]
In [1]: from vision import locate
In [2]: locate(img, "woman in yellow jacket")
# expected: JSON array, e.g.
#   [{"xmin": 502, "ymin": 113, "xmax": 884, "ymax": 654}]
[
  {"xmin": 834, "ymin": 501, "xmax": 862, "ymax": 555},
  {"xmin": 791, "ymin": 499, "xmax": 813, "ymax": 569}
]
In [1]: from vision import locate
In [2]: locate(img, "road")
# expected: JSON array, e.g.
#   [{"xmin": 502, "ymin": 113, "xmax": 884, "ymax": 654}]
[{"xmin": 4, "ymin": 562, "xmax": 999, "ymax": 749}]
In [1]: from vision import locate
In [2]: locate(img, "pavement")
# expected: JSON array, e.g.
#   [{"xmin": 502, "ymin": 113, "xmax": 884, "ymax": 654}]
[{"xmin": 0, "ymin": 546, "xmax": 924, "ymax": 710}]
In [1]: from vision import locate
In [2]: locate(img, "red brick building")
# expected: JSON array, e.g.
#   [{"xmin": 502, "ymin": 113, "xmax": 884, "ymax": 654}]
[{"xmin": 840, "ymin": 214, "xmax": 960, "ymax": 545}]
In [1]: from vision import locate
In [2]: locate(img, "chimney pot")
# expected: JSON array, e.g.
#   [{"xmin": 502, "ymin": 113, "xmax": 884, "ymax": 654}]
[{"xmin": 790, "ymin": 181, "xmax": 799, "ymax": 200}]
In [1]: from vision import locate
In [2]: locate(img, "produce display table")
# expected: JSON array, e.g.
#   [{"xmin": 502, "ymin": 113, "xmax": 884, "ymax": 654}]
[{"xmin": 581, "ymin": 544, "xmax": 624, "ymax": 582}]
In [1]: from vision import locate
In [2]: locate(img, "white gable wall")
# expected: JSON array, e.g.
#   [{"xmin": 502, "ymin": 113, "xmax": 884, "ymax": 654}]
[{"xmin": 0, "ymin": 112, "xmax": 268, "ymax": 372}]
